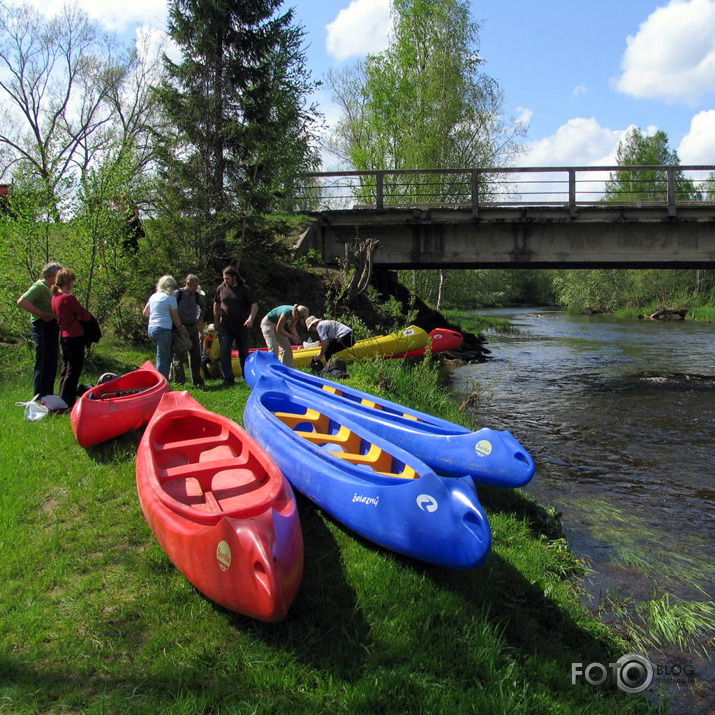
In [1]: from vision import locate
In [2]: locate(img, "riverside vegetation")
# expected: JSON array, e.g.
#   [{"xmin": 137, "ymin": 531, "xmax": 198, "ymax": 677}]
[{"xmin": 0, "ymin": 335, "xmax": 666, "ymax": 714}]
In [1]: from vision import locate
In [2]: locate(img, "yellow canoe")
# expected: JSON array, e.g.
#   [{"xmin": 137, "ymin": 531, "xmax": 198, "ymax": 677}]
[
  {"xmin": 231, "ymin": 325, "xmax": 429, "ymax": 374},
  {"xmin": 291, "ymin": 325, "xmax": 429, "ymax": 368}
]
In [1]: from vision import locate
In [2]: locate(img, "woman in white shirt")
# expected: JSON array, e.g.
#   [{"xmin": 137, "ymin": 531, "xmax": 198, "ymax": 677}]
[{"xmin": 143, "ymin": 275, "xmax": 182, "ymax": 378}]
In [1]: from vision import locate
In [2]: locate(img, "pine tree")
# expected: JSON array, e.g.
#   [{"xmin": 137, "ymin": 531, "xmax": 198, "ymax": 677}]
[{"xmin": 155, "ymin": 0, "xmax": 319, "ymax": 268}]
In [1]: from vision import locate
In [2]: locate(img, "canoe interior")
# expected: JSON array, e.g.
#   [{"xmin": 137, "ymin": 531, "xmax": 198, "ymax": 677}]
[
  {"xmin": 89, "ymin": 368, "xmax": 161, "ymax": 399},
  {"xmin": 150, "ymin": 410, "xmax": 280, "ymax": 519},
  {"xmin": 265, "ymin": 393, "xmax": 419, "ymax": 482},
  {"xmin": 319, "ymin": 383, "xmax": 422, "ymax": 422}
]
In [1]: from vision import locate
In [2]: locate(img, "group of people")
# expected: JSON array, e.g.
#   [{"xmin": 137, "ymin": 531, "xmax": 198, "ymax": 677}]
[
  {"xmin": 17, "ymin": 262, "xmax": 92, "ymax": 408},
  {"xmin": 144, "ymin": 266, "xmax": 356, "ymax": 385},
  {"xmin": 17, "ymin": 261, "xmax": 356, "ymax": 406}
]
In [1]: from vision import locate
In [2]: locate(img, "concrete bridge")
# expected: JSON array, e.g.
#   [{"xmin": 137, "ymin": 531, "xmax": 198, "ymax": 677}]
[{"xmin": 292, "ymin": 165, "xmax": 715, "ymax": 268}]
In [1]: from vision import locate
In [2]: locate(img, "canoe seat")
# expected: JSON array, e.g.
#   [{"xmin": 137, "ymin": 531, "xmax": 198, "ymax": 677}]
[
  {"xmin": 331, "ymin": 444, "xmax": 418, "ymax": 479},
  {"xmin": 159, "ymin": 460, "xmax": 274, "ymax": 515},
  {"xmin": 160, "ymin": 457, "xmax": 254, "ymax": 486},
  {"xmin": 359, "ymin": 398, "xmax": 382, "ymax": 410},
  {"xmin": 274, "ymin": 407, "xmax": 330, "ymax": 433},
  {"xmin": 294, "ymin": 424, "xmax": 362, "ymax": 453},
  {"xmin": 159, "ymin": 428, "xmax": 231, "ymax": 455}
]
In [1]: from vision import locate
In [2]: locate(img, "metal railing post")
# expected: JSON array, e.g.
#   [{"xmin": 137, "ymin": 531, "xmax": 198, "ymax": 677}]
[
  {"xmin": 568, "ymin": 169, "xmax": 577, "ymax": 217},
  {"xmin": 471, "ymin": 170, "xmax": 479, "ymax": 217},
  {"xmin": 667, "ymin": 167, "xmax": 676, "ymax": 217},
  {"xmin": 376, "ymin": 172, "xmax": 384, "ymax": 210}
]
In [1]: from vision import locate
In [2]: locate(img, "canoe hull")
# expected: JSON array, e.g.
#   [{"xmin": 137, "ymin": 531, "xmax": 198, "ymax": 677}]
[
  {"xmin": 388, "ymin": 328, "xmax": 464, "ymax": 359},
  {"xmin": 228, "ymin": 325, "xmax": 431, "ymax": 374},
  {"xmin": 244, "ymin": 377, "xmax": 491, "ymax": 569},
  {"xmin": 136, "ymin": 391, "xmax": 303, "ymax": 621},
  {"xmin": 244, "ymin": 350, "xmax": 535, "ymax": 488},
  {"xmin": 71, "ymin": 361, "xmax": 170, "ymax": 447},
  {"xmin": 290, "ymin": 325, "xmax": 429, "ymax": 368}
]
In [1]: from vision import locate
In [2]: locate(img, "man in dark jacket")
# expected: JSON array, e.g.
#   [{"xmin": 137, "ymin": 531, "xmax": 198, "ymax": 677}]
[{"xmin": 213, "ymin": 267, "xmax": 257, "ymax": 384}]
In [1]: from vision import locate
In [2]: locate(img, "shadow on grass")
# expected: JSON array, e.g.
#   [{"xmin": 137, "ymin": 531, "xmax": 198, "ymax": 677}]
[
  {"xmin": 478, "ymin": 483, "xmax": 565, "ymax": 539},
  {"xmin": 83, "ymin": 430, "xmax": 144, "ymax": 464},
  {"xmin": 221, "ymin": 494, "xmax": 370, "ymax": 682}
]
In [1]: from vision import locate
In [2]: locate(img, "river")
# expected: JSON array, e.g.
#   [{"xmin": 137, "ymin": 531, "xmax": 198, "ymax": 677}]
[{"xmin": 449, "ymin": 308, "xmax": 715, "ymax": 714}]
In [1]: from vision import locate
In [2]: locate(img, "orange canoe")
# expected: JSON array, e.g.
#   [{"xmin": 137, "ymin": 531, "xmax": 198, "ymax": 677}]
[
  {"xmin": 71, "ymin": 361, "xmax": 170, "ymax": 447},
  {"xmin": 135, "ymin": 391, "xmax": 303, "ymax": 621}
]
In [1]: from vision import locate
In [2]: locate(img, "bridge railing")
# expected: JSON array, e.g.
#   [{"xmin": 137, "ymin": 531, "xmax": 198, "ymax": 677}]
[{"xmin": 290, "ymin": 165, "xmax": 715, "ymax": 214}]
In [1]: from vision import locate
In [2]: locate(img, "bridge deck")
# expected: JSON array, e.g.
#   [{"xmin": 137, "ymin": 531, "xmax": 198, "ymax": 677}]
[{"xmin": 292, "ymin": 166, "xmax": 715, "ymax": 268}]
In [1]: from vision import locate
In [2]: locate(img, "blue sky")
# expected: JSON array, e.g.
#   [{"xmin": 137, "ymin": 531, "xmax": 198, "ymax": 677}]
[{"xmin": 24, "ymin": 0, "xmax": 715, "ymax": 169}]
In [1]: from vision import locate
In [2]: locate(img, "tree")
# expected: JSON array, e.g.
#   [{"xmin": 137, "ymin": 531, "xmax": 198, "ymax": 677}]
[
  {"xmin": 327, "ymin": 0, "xmax": 525, "ymax": 195},
  {"xmin": 604, "ymin": 127, "xmax": 700, "ymax": 202},
  {"xmin": 0, "ymin": 2, "xmax": 149, "ymax": 218},
  {"xmin": 327, "ymin": 0, "xmax": 525, "ymax": 309},
  {"xmin": 0, "ymin": 3, "xmax": 164, "ymax": 334},
  {"xmin": 154, "ymin": 0, "xmax": 320, "ymax": 271}
]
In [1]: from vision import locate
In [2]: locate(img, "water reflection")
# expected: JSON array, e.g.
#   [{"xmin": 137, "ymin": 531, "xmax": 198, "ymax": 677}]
[{"xmin": 450, "ymin": 308, "xmax": 715, "ymax": 713}]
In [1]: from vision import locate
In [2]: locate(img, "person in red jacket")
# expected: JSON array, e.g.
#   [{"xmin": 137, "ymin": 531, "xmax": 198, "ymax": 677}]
[{"xmin": 51, "ymin": 268, "xmax": 92, "ymax": 408}]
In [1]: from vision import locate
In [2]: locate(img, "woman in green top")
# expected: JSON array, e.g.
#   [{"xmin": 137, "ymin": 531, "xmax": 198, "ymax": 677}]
[
  {"xmin": 17, "ymin": 261, "xmax": 63, "ymax": 398},
  {"xmin": 260, "ymin": 304, "xmax": 309, "ymax": 368}
]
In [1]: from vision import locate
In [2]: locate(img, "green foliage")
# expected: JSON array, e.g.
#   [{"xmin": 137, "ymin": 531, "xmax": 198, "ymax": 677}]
[
  {"xmin": 154, "ymin": 0, "xmax": 321, "ymax": 273},
  {"xmin": 327, "ymin": 0, "xmax": 525, "ymax": 197},
  {"xmin": 400, "ymin": 268, "xmax": 556, "ymax": 309},
  {"xmin": 552, "ymin": 268, "xmax": 713, "ymax": 314},
  {"xmin": 604, "ymin": 127, "xmax": 700, "ymax": 202}
]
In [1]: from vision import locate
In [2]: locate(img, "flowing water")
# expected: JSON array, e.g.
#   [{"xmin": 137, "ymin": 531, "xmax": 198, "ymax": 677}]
[{"xmin": 450, "ymin": 308, "xmax": 715, "ymax": 713}]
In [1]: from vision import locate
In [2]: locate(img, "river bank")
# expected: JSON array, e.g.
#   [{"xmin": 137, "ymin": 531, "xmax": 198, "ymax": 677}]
[
  {"xmin": 0, "ymin": 336, "xmax": 659, "ymax": 713},
  {"xmin": 448, "ymin": 307, "xmax": 715, "ymax": 714}
]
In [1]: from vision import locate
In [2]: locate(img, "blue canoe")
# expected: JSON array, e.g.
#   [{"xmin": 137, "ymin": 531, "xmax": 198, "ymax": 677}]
[
  {"xmin": 243, "ymin": 373, "xmax": 491, "ymax": 569},
  {"xmin": 244, "ymin": 350, "xmax": 535, "ymax": 488}
]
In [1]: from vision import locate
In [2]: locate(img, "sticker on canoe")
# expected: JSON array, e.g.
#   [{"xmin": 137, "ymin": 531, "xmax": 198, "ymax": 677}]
[
  {"xmin": 416, "ymin": 494, "xmax": 439, "ymax": 512},
  {"xmin": 216, "ymin": 540, "xmax": 232, "ymax": 571},
  {"xmin": 475, "ymin": 440, "xmax": 493, "ymax": 458},
  {"xmin": 352, "ymin": 493, "xmax": 379, "ymax": 507}
]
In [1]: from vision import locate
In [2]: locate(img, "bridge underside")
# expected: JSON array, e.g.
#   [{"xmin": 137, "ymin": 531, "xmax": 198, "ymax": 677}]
[{"xmin": 300, "ymin": 206, "xmax": 715, "ymax": 269}]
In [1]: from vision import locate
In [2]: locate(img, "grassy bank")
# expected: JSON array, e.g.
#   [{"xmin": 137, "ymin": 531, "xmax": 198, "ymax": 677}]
[
  {"xmin": 0, "ymin": 338, "xmax": 661, "ymax": 714},
  {"xmin": 613, "ymin": 305, "xmax": 715, "ymax": 322}
]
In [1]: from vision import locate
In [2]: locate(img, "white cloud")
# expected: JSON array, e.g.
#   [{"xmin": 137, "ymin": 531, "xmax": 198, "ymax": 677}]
[
  {"xmin": 326, "ymin": 0, "xmax": 392, "ymax": 62},
  {"xmin": 515, "ymin": 106, "xmax": 533, "ymax": 126},
  {"xmin": 616, "ymin": 0, "xmax": 715, "ymax": 104},
  {"xmin": 678, "ymin": 110, "xmax": 715, "ymax": 162},
  {"xmin": 25, "ymin": 0, "xmax": 167, "ymax": 32},
  {"xmin": 520, "ymin": 117, "xmax": 627, "ymax": 167},
  {"xmin": 510, "ymin": 118, "xmax": 642, "ymax": 201}
]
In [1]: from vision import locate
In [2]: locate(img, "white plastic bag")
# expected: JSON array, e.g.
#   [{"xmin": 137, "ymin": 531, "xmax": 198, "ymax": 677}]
[{"xmin": 16, "ymin": 395, "xmax": 50, "ymax": 421}]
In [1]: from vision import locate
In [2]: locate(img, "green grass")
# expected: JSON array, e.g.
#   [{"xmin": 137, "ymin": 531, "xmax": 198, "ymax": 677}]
[
  {"xmin": 603, "ymin": 592, "xmax": 715, "ymax": 659},
  {"xmin": 0, "ymin": 339, "xmax": 663, "ymax": 714},
  {"xmin": 573, "ymin": 498, "xmax": 715, "ymax": 591}
]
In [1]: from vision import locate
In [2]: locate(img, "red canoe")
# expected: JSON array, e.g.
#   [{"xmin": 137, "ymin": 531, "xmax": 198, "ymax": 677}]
[
  {"xmin": 135, "ymin": 391, "xmax": 303, "ymax": 621},
  {"xmin": 71, "ymin": 361, "xmax": 170, "ymax": 447},
  {"xmin": 388, "ymin": 328, "xmax": 464, "ymax": 359}
]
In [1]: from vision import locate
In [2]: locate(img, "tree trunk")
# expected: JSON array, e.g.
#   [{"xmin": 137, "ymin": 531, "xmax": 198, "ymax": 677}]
[{"xmin": 437, "ymin": 269, "xmax": 445, "ymax": 310}]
